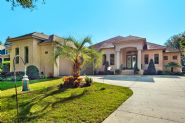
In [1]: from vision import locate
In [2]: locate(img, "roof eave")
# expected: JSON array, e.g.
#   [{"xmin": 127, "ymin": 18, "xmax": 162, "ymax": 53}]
[{"xmin": 8, "ymin": 35, "xmax": 48, "ymax": 42}]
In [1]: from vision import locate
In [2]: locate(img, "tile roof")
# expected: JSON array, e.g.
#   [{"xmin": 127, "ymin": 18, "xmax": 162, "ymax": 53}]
[
  {"xmin": 7, "ymin": 32, "xmax": 64, "ymax": 44},
  {"xmin": 165, "ymin": 47, "xmax": 181, "ymax": 52},
  {"xmin": 146, "ymin": 42, "xmax": 166, "ymax": 50},
  {"xmin": 39, "ymin": 34, "xmax": 64, "ymax": 44},
  {"xmin": 92, "ymin": 35, "xmax": 180, "ymax": 52},
  {"xmin": 91, "ymin": 35, "xmax": 145, "ymax": 50},
  {"xmin": 9, "ymin": 32, "xmax": 49, "ymax": 41},
  {"xmin": 91, "ymin": 36, "xmax": 121, "ymax": 50}
]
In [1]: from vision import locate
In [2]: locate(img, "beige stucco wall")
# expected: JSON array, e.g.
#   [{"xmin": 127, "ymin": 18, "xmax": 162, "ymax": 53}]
[
  {"xmin": 142, "ymin": 50, "xmax": 164, "ymax": 71},
  {"xmin": 39, "ymin": 43, "xmax": 55, "ymax": 76},
  {"xmin": 115, "ymin": 40, "xmax": 144, "ymax": 51},
  {"xmin": 98, "ymin": 44, "xmax": 182, "ymax": 73},
  {"xmin": 9, "ymin": 38, "xmax": 34, "ymax": 72},
  {"xmin": 9, "ymin": 37, "xmax": 73, "ymax": 77},
  {"xmin": 9, "ymin": 38, "xmax": 56, "ymax": 77},
  {"xmin": 59, "ymin": 57, "xmax": 73, "ymax": 76},
  {"xmin": 163, "ymin": 52, "xmax": 182, "ymax": 72}
]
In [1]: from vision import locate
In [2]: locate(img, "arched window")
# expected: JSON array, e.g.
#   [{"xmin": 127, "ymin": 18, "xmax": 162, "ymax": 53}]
[{"xmin": 24, "ymin": 46, "xmax": 29, "ymax": 63}]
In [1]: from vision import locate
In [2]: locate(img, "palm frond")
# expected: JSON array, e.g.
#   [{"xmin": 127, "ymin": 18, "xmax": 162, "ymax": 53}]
[
  {"xmin": 64, "ymin": 36, "xmax": 81, "ymax": 49},
  {"xmin": 79, "ymin": 36, "xmax": 92, "ymax": 50}
]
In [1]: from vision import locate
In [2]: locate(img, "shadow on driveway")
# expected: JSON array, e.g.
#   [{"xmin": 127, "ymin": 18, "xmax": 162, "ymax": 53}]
[{"xmin": 95, "ymin": 75, "xmax": 182, "ymax": 83}]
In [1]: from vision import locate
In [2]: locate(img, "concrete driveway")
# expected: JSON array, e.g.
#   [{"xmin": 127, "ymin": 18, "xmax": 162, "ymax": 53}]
[{"xmin": 90, "ymin": 75, "xmax": 185, "ymax": 123}]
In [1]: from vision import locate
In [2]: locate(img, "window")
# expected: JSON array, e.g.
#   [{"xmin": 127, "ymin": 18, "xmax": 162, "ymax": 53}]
[
  {"xmin": 173, "ymin": 56, "xmax": 177, "ymax": 60},
  {"xmin": 102, "ymin": 54, "xmax": 106, "ymax": 65},
  {"xmin": 144, "ymin": 54, "xmax": 149, "ymax": 64},
  {"xmin": 24, "ymin": 47, "xmax": 29, "ymax": 63},
  {"xmin": 163, "ymin": 56, "xmax": 168, "ymax": 60},
  {"xmin": 110, "ymin": 54, "xmax": 115, "ymax": 65},
  {"xmin": 15, "ymin": 48, "xmax": 19, "ymax": 64},
  {"xmin": 154, "ymin": 54, "xmax": 159, "ymax": 64}
]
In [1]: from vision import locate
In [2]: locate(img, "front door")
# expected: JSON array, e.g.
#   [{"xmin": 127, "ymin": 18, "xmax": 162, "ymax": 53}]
[{"xmin": 126, "ymin": 55, "xmax": 137, "ymax": 69}]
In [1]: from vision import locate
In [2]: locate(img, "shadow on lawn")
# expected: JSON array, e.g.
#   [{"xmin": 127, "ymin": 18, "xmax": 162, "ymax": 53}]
[{"xmin": 17, "ymin": 86, "xmax": 87, "ymax": 122}]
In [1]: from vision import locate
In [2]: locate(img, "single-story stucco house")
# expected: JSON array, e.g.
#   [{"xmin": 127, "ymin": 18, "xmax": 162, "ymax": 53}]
[
  {"xmin": 6, "ymin": 32, "xmax": 182, "ymax": 76},
  {"xmin": 92, "ymin": 35, "xmax": 182, "ymax": 74},
  {"xmin": 7, "ymin": 32, "xmax": 73, "ymax": 77}
]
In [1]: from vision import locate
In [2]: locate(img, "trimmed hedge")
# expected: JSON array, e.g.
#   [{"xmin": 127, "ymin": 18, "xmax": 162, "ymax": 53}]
[{"xmin": 26, "ymin": 65, "xmax": 40, "ymax": 80}]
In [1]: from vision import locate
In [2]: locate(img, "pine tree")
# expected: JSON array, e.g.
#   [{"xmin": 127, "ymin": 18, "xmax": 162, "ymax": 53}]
[{"xmin": 147, "ymin": 59, "xmax": 156, "ymax": 75}]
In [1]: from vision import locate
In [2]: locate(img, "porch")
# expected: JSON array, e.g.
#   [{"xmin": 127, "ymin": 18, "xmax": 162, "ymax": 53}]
[{"xmin": 116, "ymin": 47, "xmax": 142, "ymax": 72}]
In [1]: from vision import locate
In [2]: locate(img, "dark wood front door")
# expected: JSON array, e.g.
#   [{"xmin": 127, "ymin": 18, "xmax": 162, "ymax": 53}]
[{"xmin": 126, "ymin": 55, "xmax": 137, "ymax": 69}]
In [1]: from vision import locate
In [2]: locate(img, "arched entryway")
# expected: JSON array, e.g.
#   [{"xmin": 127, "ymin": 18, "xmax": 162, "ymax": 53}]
[{"xmin": 120, "ymin": 47, "xmax": 137, "ymax": 69}]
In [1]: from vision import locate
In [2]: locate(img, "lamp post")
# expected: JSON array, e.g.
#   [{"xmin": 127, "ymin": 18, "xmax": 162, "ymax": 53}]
[
  {"xmin": 13, "ymin": 55, "xmax": 29, "ymax": 122},
  {"xmin": 22, "ymin": 66, "xmax": 29, "ymax": 91}
]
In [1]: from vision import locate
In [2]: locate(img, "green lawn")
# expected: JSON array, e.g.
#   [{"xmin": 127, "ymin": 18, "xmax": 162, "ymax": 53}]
[
  {"xmin": 0, "ymin": 78, "xmax": 133, "ymax": 123},
  {"xmin": 0, "ymin": 78, "xmax": 57, "ymax": 90}
]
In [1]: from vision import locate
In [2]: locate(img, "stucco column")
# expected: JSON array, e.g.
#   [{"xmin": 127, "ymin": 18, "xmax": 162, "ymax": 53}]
[
  {"xmin": 137, "ymin": 49, "xmax": 142, "ymax": 70},
  {"xmin": 116, "ymin": 51, "xmax": 120, "ymax": 69},
  {"xmin": 54, "ymin": 57, "xmax": 60, "ymax": 77}
]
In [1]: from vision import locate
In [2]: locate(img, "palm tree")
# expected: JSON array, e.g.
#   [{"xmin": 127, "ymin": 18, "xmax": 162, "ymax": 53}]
[
  {"xmin": 165, "ymin": 62, "xmax": 180, "ymax": 72},
  {"xmin": 55, "ymin": 36, "xmax": 102, "ymax": 79}
]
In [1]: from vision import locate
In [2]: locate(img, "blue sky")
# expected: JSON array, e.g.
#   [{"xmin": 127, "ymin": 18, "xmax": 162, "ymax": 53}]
[{"xmin": 0, "ymin": 0, "xmax": 185, "ymax": 45}]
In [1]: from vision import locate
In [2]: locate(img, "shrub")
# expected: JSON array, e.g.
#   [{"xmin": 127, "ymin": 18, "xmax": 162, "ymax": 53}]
[
  {"xmin": 40, "ymin": 72, "xmax": 46, "ymax": 79},
  {"xmin": 182, "ymin": 66, "xmax": 185, "ymax": 73},
  {"xmin": 165, "ymin": 62, "xmax": 180, "ymax": 72},
  {"xmin": 157, "ymin": 70, "xmax": 163, "ymax": 75},
  {"xmin": 62, "ymin": 76, "xmax": 83, "ymax": 88},
  {"xmin": 2, "ymin": 61, "xmax": 10, "ymax": 73},
  {"xmin": 163, "ymin": 71, "xmax": 184, "ymax": 76},
  {"xmin": 26, "ymin": 65, "xmax": 40, "ymax": 80},
  {"xmin": 108, "ymin": 71, "xmax": 114, "ymax": 75},
  {"xmin": 63, "ymin": 76, "xmax": 74, "ymax": 88},
  {"xmin": 0, "ymin": 76, "xmax": 4, "ymax": 81},
  {"xmin": 144, "ymin": 59, "xmax": 156, "ymax": 75},
  {"xmin": 133, "ymin": 63, "xmax": 139, "ymax": 74},
  {"xmin": 97, "ymin": 71, "xmax": 114, "ymax": 75},
  {"xmin": 0, "ymin": 71, "xmax": 24, "ymax": 81},
  {"xmin": 98, "ymin": 71, "xmax": 104, "ymax": 75},
  {"xmin": 14, "ymin": 71, "xmax": 25, "ymax": 81},
  {"xmin": 84, "ymin": 76, "xmax": 93, "ymax": 86},
  {"xmin": 115, "ymin": 69, "xmax": 121, "ymax": 75},
  {"xmin": 104, "ymin": 61, "xmax": 109, "ymax": 74}
]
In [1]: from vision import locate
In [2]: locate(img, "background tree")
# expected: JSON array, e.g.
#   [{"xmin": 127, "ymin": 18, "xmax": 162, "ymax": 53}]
[
  {"xmin": 180, "ymin": 34, "xmax": 185, "ymax": 54},
  {"xmin": 55, "ymin": 36, "xmax": 102, "ymax": 79},
  {"xmin": 165, "ymin": 32, "xmax": 185, "ymax": 51},
  {"xmin": 165, "ymin": 32, "xmax": 185, "ymax": 65},
  {"xmin": 6, "ymin": 0, "xmax": 44, "ymax": 9}
]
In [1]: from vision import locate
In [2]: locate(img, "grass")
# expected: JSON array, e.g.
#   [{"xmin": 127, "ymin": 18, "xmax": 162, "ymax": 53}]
[
  {"xmin": 0, "ymin": 78, "xmax": 57, "ymax": 90},
  {"xmin": 0, "ymin": 78, "xmax": 133, "ymax": 123}
]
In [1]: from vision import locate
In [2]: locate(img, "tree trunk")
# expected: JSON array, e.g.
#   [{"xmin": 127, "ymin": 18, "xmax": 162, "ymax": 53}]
[{"xmin": 73, "ymin": 60, "xmax": 80, "ymax": 79}]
